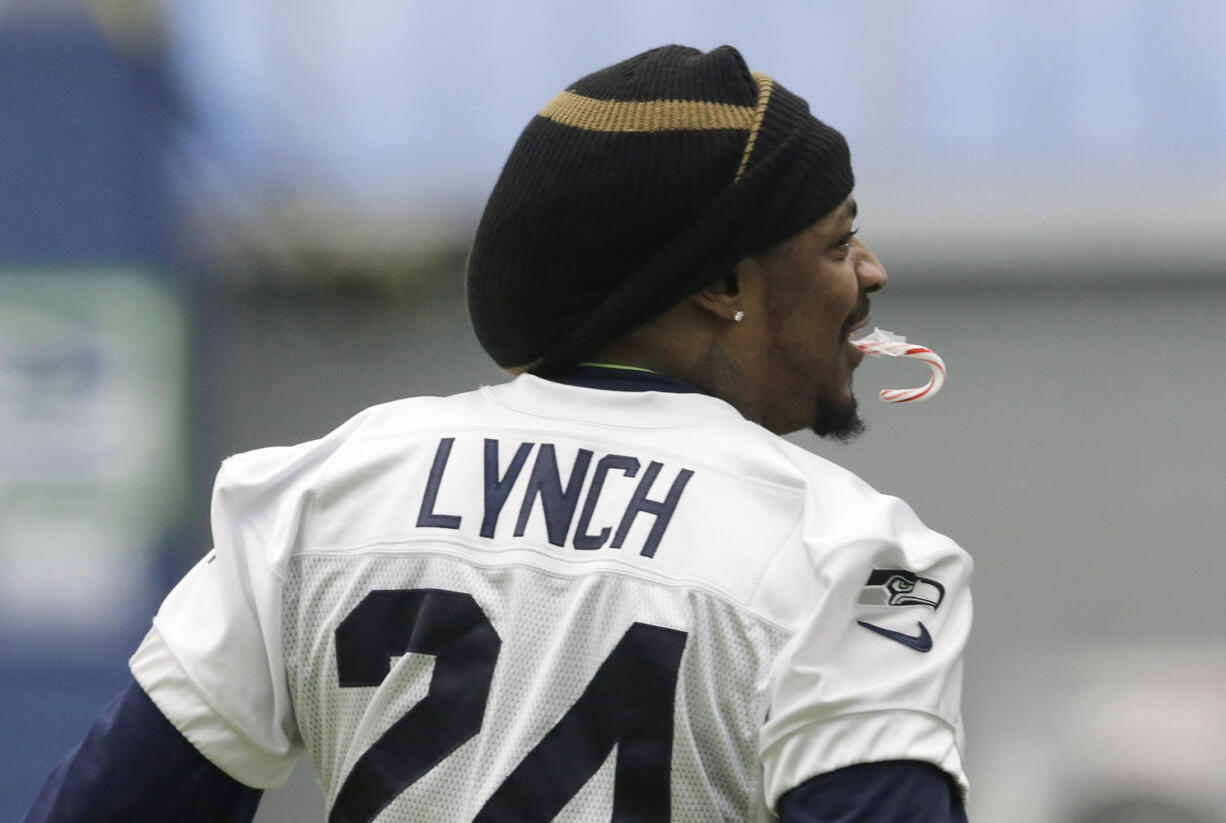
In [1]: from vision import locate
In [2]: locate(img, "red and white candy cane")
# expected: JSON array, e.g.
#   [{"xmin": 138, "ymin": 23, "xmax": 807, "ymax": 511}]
[{"xmin": 851, "ymin": 328, "xmax": 947, "ymax": 403}]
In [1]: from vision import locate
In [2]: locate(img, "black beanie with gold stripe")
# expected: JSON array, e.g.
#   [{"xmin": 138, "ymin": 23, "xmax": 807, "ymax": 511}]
[{"xmin": 467, "ymin": 44, "xmax": 854, "ymax": 374}]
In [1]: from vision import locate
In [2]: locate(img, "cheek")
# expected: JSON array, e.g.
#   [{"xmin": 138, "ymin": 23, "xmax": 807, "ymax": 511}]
[
  {"xmin": 801, "ymin": 259, "xmax": 857, "ymax": 313},
  {"xmin": 796, "ymin": 283, "xmax": 857, "ymax": 348},
  {"xmin": 825, "ymin": 265, "xmax": 861, "ymax": 317},
  {"xmin": 760, "ymin": 260, "xmax": 858, "ymax": 357}
]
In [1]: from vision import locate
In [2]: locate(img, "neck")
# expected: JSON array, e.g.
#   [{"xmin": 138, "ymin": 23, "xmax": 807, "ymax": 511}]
[{"xmin": 588, "ymin": 333, "xmax": 767, "ymax": 428}]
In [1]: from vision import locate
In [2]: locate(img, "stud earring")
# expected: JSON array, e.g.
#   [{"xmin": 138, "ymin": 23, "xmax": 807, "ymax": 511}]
[{"xmin": 733, "ymin": 310, "xmax": 745, "ymax": 322}]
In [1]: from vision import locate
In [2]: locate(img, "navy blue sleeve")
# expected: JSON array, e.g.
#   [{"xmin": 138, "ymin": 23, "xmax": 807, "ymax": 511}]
[
  {"xmin": 777, "ymin": 760, "xmax": 968, "ymax": 823},
  {"xmin": 25, "ymin": 679, "xmax": 263, "ymax": 823}
]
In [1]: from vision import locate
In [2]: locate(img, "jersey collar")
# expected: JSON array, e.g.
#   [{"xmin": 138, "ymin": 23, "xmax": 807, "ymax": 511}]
[
  {"xmin": 486, "ymin": 371, "xmax": 742, "ymax": 429},
  {"xmin": 546, "ymin": 364, "xmax": 702, "ymax": 394}
]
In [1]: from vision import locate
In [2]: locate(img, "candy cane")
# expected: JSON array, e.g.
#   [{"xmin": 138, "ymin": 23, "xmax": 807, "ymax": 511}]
[{"xmin": 851, "ymin": 328, "xmax": 947, "ymax": 403}]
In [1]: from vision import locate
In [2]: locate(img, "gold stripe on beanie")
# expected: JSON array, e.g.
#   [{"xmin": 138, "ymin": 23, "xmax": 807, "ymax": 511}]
[
  {"xmin": 734, "ymin": 72, "xmax": 774, "ymax": 181},
  {"xmin": 540, "ymin": 90, "xmax": 755, "ymax": 133}
]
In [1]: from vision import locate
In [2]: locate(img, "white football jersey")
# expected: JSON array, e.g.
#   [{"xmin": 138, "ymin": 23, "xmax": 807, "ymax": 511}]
[{"xmin": 130, "ymin": 374, "xmax": 972, "ymax": 822}]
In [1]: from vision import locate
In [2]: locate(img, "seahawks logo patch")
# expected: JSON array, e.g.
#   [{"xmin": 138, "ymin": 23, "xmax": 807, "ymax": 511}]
[{"xmin": 856, "ymin": 569, "xmax": 945, "ymax": 610}]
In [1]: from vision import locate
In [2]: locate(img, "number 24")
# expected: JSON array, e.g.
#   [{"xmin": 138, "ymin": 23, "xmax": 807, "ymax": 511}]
[{"xmin": 331, "ymin": 588, "xmax": 688, "ymax": 823}]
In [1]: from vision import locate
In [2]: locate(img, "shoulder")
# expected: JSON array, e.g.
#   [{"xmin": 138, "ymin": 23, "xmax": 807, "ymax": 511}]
[
  {"xmin": 770, "ymin": 437, "xmax": 968, "ymax": 561},
  {"xmin": 216, "ymin": 389, "xmax": 488, "ymax": 494},
  {"xmin": 769, "ymin": 435, "xmax": 881, "ymax": 498},
  {"xmin": 719, "ymin": 429, "xmax": 912, "ymax": 536},
  {"xmin": 208, "ymin": 389, "xmax": 493, "ymax": 566},
  {"xmin": 743, "ymin": 433, "xmax": 971, "ymax": 629}
]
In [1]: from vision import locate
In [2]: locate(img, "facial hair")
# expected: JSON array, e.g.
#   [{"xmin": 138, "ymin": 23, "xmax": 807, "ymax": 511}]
[
  {"xmin": 810, "ymin": 384, "xmax": 865, "ymax": 442},
  {"xmin": 811, "ymin": 295, "xmax": 871, "ymax": 441}
]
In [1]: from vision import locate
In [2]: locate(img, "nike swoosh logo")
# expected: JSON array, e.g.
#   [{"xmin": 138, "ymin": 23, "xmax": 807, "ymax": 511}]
[{"xmin": 857, "ymin": 620, "xmax": 933, "ymax": 653}]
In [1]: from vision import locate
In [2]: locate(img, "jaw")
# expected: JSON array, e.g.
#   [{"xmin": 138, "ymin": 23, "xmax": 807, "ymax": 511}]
[{"xmin": 689, "ymin": 321, "xmax": 861, "ymax": 435}]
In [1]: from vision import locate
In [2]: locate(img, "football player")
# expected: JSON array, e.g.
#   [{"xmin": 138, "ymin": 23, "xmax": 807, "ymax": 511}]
[{"xmin": 27, "ymin": 45, "xmax": 971, "ymax": 822}]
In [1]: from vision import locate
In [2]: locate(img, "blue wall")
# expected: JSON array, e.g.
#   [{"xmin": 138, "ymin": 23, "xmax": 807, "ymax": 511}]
[{"xmin": 0, "ymin": 24, "xmax": 184, "ymax": 818}]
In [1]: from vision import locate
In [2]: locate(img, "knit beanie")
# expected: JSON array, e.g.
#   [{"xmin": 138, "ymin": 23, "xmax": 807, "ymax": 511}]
[{"xmin": 467, "ymin": 44, "xmax": 854, "ymax": 375}]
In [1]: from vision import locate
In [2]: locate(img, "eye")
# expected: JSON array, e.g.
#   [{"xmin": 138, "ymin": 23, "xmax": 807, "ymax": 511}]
[{"xmin": 834, "ymin": 228, "xmax": 859, "ymax": 249}]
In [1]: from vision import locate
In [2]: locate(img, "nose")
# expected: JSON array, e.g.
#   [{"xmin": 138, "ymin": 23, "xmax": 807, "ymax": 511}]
[{"xmin": 853, "ymin": 237, "xmax": 888, "ymax": 293}]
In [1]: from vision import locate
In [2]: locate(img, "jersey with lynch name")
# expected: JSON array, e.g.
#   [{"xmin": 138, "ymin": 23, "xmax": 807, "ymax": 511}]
[{"xmin": 129, "ymin": 373, "xmax": 972, "ymax": 822}]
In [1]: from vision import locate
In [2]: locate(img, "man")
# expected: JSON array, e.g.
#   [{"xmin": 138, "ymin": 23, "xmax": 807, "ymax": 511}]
[{"xmin": 27, "ymin": 45, "xmax": 971, "ymax": 821}]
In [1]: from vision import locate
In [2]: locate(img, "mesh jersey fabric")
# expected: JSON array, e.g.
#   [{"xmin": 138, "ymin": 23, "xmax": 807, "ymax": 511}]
[{"xmin": 129, "ymin": 374, "xmax": 972, "ymax": 821}]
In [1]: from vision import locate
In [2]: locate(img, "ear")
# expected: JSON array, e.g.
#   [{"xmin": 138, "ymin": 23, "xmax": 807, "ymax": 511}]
[{"xmin": 690, "ymin": 270, "xmax": 743, "ymax": 322}]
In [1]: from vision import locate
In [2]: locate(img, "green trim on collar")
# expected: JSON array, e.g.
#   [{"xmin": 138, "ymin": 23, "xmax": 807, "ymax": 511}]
[{"xmin": 576, "ymin": 362, "xmax": 658, "ymax": 374}]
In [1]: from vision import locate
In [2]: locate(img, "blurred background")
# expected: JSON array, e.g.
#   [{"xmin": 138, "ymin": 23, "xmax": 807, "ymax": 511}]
[{"xmin": 2, "ymin": 0, "xmax": 1223, "ymax": 820}]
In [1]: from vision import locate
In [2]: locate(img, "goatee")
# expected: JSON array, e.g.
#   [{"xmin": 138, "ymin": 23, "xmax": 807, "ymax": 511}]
[{"xmin": 811, "ymin": 390, "xmax": 865, "ymax": 442}]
